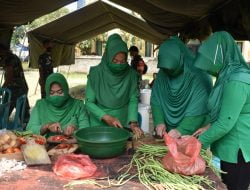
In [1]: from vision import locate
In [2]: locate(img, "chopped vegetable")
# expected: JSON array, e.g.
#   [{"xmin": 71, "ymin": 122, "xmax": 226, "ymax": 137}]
[
  {"xmin": 50, "ymin": 135, "xmax": 69, "ymax": 142},
  {"xmin": 0, "ymin": 158, "xmax": 26, "ymax": 176},
  {"xmin": 13, "ymin": 130, "xmax": 33, "ymax": 137}
]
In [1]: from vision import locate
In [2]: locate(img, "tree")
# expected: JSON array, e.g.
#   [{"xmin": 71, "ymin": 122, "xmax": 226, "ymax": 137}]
[
  {"xmin": 11, "ymin": 7, "xmax": 69, "ymax": 46},
  {"xmin": 77, "ymin": 33, "xmax": 108, "ymax": 55},
  {"xmin": 28, "ymin": 7, "xmax": 69, "ymax": 30}
]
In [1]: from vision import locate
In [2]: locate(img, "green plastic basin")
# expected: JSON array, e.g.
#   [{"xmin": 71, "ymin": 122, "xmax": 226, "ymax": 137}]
[{"xmin": 75, "ymin": 127, "xmax": 130, "ymax": 158}]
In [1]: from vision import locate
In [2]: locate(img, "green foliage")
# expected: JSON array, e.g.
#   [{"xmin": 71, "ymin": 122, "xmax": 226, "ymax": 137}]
[
  {"xmin": 76, "ymin": 30, "xmax": 144, "ymax": 56},
  {"xmin": 28, "ymin": 7, "xmax": 69, "ymax": 30},
  {"xmin": 77, "ymin": 33, "xmax": 108, "ymax": 55},
  {"xmin": 11, "ymin": 7, "xmax": 69, "ymax": 46}
]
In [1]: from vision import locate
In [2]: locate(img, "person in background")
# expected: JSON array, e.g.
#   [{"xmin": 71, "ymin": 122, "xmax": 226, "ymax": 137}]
[
  {"xmin": 85, "ymin": 34, "xmax": 143, "ymax": 138},
  {"xmin": 193, "ymin": 31, "xmax": 250, "ymax": 190},
  {"xmin": 129, "ymin": 45, "xmax": 139, "ymax": 63},
  {"xmin": 0, "ymin": 43, "xmax": 30, "ymax": 123},
  {"xmin": 151, "ymin": 37, "xmax": 212, "ymax": 138},
  {"xmin": 38, "ymin": 39, "xmax": 54, "ymax": 98},
  {"xmin": 149, "ymin": 73, "xmax": 157, "ymax": 88},
  {"xmin": 27, "ymin": 73, "xmax": 89, "ymax": 137},
  {"xmin": 131, "ymin": 55, "xmax": 148, "ymax": 89},
  {"xmin": 131, "ymin": 55, "xmax": 148, "ymax": 75}
]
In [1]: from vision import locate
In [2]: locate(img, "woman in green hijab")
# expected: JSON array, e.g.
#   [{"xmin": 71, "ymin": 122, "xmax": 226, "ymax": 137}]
[
  {"xmin": 85, "ymin": 34, "xmax": 143, "ymax": 137},
  {"xmin": 194, "ymin": 31, "xmax": 250, "ymax": 190},
  {"xmin": 27, "ymin": 73, "xmax": 90, "ymax": 137},
  {"xmin": 151, "ymin": 36, "xmax": 212, "ymax": 138}
]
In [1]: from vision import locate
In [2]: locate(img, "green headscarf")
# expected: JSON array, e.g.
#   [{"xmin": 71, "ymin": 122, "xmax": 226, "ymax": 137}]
[
  {"xmin": 88, "ymin": 34, "xmax": 138, "ymax": 109},
  {"xmin": 39, "ymin": 73, "xmax": 84, "ymax": 129},
  {"xmin": 151, "ymin": 37, "xmax": 212, "ymax": 127},
  {"xmin": 195, "ymin": 31, "xmax": 250, "ymax": 122}
]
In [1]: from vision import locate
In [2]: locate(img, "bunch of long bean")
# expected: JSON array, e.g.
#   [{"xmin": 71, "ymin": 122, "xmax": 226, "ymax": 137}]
[
  {"xmin": 121, "ymin": 143, "xmax": 219, "ymax": 190},
  {"xmin": 64, "ymin": 144, "xmax": 222, "ymax": 190}
]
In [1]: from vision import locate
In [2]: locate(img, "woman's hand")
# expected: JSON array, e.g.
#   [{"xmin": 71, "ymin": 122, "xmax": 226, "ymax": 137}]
[
  {"xmin": 48, "ymin": 122, "xmax": 62, "ymax": 133},
  {"xmin": 168, "ymin": 129, "xmax": 181, "ymax": 139},
  {"xmin": 130, "ymin": 122, "xmax": 144, "ymax": 139},
  {"xmin": 64, "ymin": 125, "xmax": 76, "ymax": 136},
  {"xmin": 193, "ymin": 124, "xmax": 211, "ymax": 137},
  {"xmin": 41, "ymin": 122, "xmax": 62, "ymax": 135},
  {"xmin": 102, "ymin": 115, "xmax": 123, "ymax": 128},
  {"xmin": 155, "ymin": 124, "xmax": 166, "ymax": 138}
]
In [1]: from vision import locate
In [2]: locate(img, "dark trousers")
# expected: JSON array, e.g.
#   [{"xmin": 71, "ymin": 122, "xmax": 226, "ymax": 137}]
[
  {"xmin": 40, "ymin": 83, "xmax": 46, "ymax": 99},
  {"xmin": 221, "ymin": 150, "xmax": 250, "ymax": 190}
]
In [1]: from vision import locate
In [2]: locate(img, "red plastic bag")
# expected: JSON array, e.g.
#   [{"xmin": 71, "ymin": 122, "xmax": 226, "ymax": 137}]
[
  {"xmin": 53, "ymin": 154, "xmax": 97, "ymax": 179},
  {"xmin": 162, "ymin": 134, "xmax": 206, "ymax": 175}
]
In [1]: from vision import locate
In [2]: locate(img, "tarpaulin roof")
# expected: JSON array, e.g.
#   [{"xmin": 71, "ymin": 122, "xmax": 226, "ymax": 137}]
[
  {"xmin": 28, "ymin": 1, "xmax": 167, "ymax": 44},
  {"xmin": 1, "ymin": 0, "xmax": 249, "ymax": 67},
  {"xmin": 109, "ymin": 0, "xmax": 250, "ymax": 40},
  {"xmin": 27, "ymin": 0, "xmax": 167, "ymax": 68},
  {"xmin": 0, "ymin": 0, "xmax": 75, "ymax": 27},
  {"xmin": 0, "ymin": 0, "xmax": 76, "ymax": 46}
]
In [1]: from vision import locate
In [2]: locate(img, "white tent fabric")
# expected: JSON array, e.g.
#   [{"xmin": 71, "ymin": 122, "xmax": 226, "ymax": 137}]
[{"xmin": 28, "ymin": 0, "xmax": 167, "ymax": 68}]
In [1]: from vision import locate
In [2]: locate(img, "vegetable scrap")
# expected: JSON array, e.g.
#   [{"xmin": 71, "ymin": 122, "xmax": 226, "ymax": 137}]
[{"xmin": 0, "ymin": 158, "xmax": 27, "ymax": 176}]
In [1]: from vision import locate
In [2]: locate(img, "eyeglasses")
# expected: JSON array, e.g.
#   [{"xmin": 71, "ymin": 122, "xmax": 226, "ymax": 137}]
[{"xmin": 50, "ymin": 89, "xmax": 64, "ymax": 96}]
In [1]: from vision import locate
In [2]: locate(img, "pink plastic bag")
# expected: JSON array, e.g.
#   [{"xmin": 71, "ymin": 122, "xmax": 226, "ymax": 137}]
[
  {"xmin": 162, "ymin": 134, "xmax": 206, "ymax": 175},
  {"xmin": 53, "ymin": 154, "xmax": 97, "ymax": 179}
]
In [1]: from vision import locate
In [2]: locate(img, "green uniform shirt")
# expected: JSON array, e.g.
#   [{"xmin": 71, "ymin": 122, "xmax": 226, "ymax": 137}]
[
  {"xmin": 26, "ymin": 73, "xmax": 90, "ymax": 137},
  {"xmin": 152, "ymin": 104, "xmax": 209, "ymax": 135},
  {"xmin": 85, "ymin": 79, "xmax": 138, "ymax": 127},
  {"xmin": 199, "ymin": 81, "xmax": 250, "ymax": 163},
  {"xmin": 27, "ymin": 99, "xmax": 89, "ymax": 136}
]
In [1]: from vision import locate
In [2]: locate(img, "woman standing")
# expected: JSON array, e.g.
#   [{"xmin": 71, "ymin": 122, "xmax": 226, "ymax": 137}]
[
  {"xmin": 151, "ymin": 37, "xmax": 212, "ymax": 138},
  {"xmin": 85, "ymin": 34, "xmax": 143, "ymax": 137},
  {"xmin": 194, "ymin": 31, "xmax": 250, "ymax": 190}
]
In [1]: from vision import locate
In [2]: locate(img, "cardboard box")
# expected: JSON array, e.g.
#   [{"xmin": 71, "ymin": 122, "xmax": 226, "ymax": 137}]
[{"xmin": 0, "ymin": 152, "xmax": 24, "ymax": 161}]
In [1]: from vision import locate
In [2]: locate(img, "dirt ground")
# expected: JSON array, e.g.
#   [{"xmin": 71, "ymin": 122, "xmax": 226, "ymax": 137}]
[
  {"xmin": 24, "ymin": 70, "xmax": 88, "ymax": 108},
  {"xmin": 24, "ymin": 69, "xmax": 153, "ymax": 108}
]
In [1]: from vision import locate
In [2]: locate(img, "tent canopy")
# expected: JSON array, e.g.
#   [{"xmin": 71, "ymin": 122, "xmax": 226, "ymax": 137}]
[
  {"xmin": 0, "ymin": 0, "xmax": 75, "ymax": 27},
  {"xmin": 1, "ymin": 0, "xmax": 249, "ymax": 67},
  {"xmin": 0, "ymin": 0, "xmax": 76, "ymax": 46},
  {"xmin": 109, "ymin": 0, "xmax": 250, "ymax": 40},
  {"xmin": 28, "ymin": 0, "xmax": 167, "ymax": 68}
]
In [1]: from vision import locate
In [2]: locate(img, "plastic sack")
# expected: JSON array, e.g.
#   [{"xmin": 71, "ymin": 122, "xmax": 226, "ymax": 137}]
[
  {"xmin": 162, "ymin": 134, "xmax": 206, "ymax": 176},
  {"xmin": 53, "ymin": 154, "xmax": 97, "ymax": 179},
  {"xmin": 22, "ymin": 139, "xmax": 51, "ymax": 165}
]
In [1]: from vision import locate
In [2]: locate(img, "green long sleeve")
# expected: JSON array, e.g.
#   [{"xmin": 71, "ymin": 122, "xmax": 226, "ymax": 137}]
[
  {"xmin": 85, "ymin": 79, "xmax": 107, "ymax": 121},
  {"xmin": 26, "ymin": 103, "xmax": 42, "ymax": 135},
  {"xmin": 127, "ymin": 91, "xmax": 138, "ymax": 122},
  {"xmin": 176, "ymin": 114, "xmax": 209, "ymax": 135},
  {"xmin": 199, "ymin": 81, "xmax": 247, "ymax": 149},
  {"xmin": 151, "ymin": 104, "xmax": 165, "ymax": 126},
  {"xmin": 76, "ymin": 104, "xmax": 90, "ymax": 129}
]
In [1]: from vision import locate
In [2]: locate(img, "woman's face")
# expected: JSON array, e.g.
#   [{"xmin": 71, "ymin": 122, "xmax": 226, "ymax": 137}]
[
  {"xmin": 50, "ymin": 83, "xmax": 64, "ymax": 96},
  {"xmin": 137, "ymin": 60, "xmax": 145, "ymax": 74},
  {"xmin": 112, "ymin": 52, "xmax": 126, "ymax": 64}
]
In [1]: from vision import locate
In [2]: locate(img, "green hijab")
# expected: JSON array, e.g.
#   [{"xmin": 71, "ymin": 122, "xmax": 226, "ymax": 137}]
[
  {"xmin": 151, "ymin": 37, "xmax": 212, "ymax": 127},
  {"xmin": 39, "ymin": 73, "xmax": 83, "ymax": 128},
  {"xmin": 88, "ymin": 34, "xmax": 138, "ymax": 109},
  {"xmin": 195, "ymin": 31, "xmax": 250, "ymax": 122}
]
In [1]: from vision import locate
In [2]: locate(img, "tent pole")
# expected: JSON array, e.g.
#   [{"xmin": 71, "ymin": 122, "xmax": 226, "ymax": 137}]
[
  {"xmin": 0, "ymin": 70, "xmax": 4, "ymax": 87},
  {"xmin": 34, "ymin": 79, "xmax": 39, "ymax": 95},
  {"xmin": 18, "ymin": 27, "xmax": 27, "ymax": 60},
  {"xmin": 66, "ymin": 65, "xmax": 71, "ymax": 79}
]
